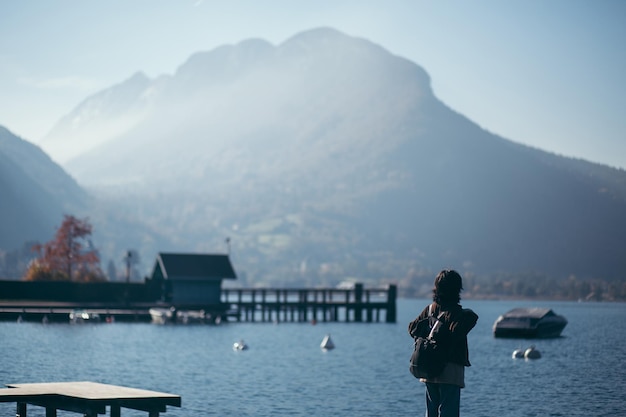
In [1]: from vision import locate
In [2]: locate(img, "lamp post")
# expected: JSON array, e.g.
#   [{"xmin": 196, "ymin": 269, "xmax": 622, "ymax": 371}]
[{"xmin": 124, "ymin": 250, "xmax": 132, "ymax": 283}]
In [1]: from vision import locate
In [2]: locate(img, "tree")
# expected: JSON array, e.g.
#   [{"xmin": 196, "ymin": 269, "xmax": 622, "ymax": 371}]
[{"xmin": 24, "ymin": 215, "xmax": 105, "ymax": 282}]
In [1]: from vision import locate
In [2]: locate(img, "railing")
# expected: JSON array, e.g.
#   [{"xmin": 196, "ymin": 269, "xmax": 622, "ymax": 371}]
[{"xmin": 221, "ymin": 283, "xmax": 397, "ymax": 323}]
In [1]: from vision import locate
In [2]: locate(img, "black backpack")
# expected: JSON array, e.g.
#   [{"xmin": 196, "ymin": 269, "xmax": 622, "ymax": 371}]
[{"xmin": 409, "ymin": 304, "xmax": 448, "ymax": 379}]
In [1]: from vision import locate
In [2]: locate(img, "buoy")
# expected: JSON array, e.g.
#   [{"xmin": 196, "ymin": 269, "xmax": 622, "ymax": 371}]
[
  {"xmin": 512, "ymin": 349, "xmax": 524, "ymax": 359},
  {"xmin": 320, "ymin": 334, "xmax": 335, "ymax": 350},
  {"xmin": 524, "ymin": 345, "xmax": 541, "ymax": 359},
  {"xmin": 233, "ymin": 340, "xmax": 248, "ymax": 351}
]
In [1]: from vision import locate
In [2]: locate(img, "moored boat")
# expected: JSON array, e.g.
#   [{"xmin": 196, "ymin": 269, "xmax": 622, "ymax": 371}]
[
  {"xmin": 69, "ymin": 309, "xmax": 101, "ymax": 324},
  {"xmin": 493, "ymin": 307, "xmax": 567, "ymax": 338},
  {"xmin": 149, "ymin": 307, "xmax": 212, "ymax": 324}
]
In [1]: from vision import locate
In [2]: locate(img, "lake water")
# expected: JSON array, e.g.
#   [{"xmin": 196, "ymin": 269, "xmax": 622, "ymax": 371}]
[{"xmin": 1, "ymin": 299, "xmax": 625, "ymax": 416}]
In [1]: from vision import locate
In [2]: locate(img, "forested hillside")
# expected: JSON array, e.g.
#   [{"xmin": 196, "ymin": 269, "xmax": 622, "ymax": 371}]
[{"xmin": 3, "ymin": 29, "xmax": 626, "ymax": 300}]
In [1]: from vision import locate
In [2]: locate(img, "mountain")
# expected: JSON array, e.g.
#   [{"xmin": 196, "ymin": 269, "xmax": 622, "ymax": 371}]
[
  {"xmin": 40, "ymin": 72, "xmax": 154, "ymax": 163},
  {"xmin": 0, "ymin": 126, "xmax": 89, "ymax": 249},
  {"xmin": 39, "ymin": 28, "xmax": 626, "ymax": 289},
  {"xmin": 0, "ymin": 125, "xmax": 176, "ymax": 279}
]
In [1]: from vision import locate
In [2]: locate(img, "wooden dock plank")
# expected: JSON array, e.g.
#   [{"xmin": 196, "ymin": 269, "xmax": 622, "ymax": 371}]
[
  {"xmin": 0, "ymin": 381, "xmax": 181, "ymax": 416},
  {"xmin": 7, "ymin": 382, "xmax": 180, "ymax": 403}
]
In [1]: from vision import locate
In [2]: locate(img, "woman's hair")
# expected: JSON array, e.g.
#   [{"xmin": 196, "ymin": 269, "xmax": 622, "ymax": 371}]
[{"xmin": 432, "ymin": 269, "xmax": 463, "ymax": 305}]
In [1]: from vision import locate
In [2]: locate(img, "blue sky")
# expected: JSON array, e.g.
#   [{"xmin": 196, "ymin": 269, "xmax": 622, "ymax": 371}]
[{"xmin": 1, "ymin": 0, "xmax": 625, "ymax": 169}]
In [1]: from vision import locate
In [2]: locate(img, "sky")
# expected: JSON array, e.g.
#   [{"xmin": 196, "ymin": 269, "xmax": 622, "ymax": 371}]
[{"xmin": 1, "ymin": 0, "xmax": 625, "ymax": 169}]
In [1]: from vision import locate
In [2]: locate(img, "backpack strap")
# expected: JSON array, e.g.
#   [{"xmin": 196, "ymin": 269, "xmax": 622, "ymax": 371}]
[{"xmin": 427, "ymin": 304, "xmax": 446, "ymax": 339}]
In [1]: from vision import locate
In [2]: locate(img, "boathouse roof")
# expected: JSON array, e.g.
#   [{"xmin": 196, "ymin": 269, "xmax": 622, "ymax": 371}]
[{"xmin": 151, "ymin": 253, "xmax": 237, "ymax": 281}]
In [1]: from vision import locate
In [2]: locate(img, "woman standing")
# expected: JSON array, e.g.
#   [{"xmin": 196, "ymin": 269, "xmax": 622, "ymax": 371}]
[{"xmin": 408, "ymin": 270, "xmax": 479, "ymax": 417}]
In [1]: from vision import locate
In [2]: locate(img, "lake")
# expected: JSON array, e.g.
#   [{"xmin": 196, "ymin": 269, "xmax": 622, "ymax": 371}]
[{"xmin": 1, "ymin": 299, "xmax": 624, "ymax": 416}]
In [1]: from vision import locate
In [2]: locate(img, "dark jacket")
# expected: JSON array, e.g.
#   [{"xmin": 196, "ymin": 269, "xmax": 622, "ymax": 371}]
[{"xmin": 408, "ymin": 302, "xmax": 478, "ymax": 367}]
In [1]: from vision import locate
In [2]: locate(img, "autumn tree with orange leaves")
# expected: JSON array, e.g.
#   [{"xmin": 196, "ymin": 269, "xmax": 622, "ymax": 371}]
[{"xmin": 24, "ymin": 215, "xmax": 106, "ymax": 282}]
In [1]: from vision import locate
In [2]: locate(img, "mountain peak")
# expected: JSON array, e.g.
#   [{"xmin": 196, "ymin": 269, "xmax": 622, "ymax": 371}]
[
  {"xmin": 284, "ymin": 26, "xmax": 352, "ymax": 43},
  {"xmin": 174, "ymin": 38, "xmax": 274, "ymax": 84}
]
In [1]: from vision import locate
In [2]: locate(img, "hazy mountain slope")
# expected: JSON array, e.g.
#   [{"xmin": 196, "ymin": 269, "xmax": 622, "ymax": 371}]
[
  {"xmin": 40, "ymin": 72, "xmax": 153, "ymax": 163},
  {"xmin": 45, "ymin": 28, "xmax": 626, "ymax": 284},
  {"xmin": 0, "ymin": 126, "xmax": 89, "ymax": 249},
  {"xmin": 0, "ymin": 125, "xmax": 176, "ymax": 277}
]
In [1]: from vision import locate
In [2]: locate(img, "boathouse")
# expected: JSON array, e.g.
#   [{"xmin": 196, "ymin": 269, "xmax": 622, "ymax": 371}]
[{"xmin": 150, "ymin": 253, "xmax": 236, "ymax": 305}]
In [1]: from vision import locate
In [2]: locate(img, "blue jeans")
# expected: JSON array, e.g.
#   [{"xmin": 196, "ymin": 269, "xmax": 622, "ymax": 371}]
[{"xmin": 425, "ymin": 382, "xmax": 461, "ymax": 417}]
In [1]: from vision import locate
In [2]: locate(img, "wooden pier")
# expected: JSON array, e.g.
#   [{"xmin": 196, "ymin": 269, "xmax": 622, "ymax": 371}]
[
  {"xmin": 0, "ymin": 301, "xmax": 154, "ymax": 323},
  {"xmin": 222, "ymin": 283, "xmax": 397, "ymax": 323},
  {"xmin": 0, "ymin": 381, "xmax": 180, "ymax": 417},
  {"xmin": 0, "ymin": 283, "xmax": 397, "ymax": 324}
]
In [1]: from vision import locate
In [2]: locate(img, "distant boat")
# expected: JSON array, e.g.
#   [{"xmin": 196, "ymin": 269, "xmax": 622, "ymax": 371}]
[
  {"xmin": 149, "ymin": 307, "xmax": 211, "ymax": 324},
  {"xmin": 493, "ymin": 308, "xmax": 567, "ymax": 338},
  {"xmin": 320, "ymin": 334, "xmax": 335, "ymax": 350},
  {"xmin": 69, "ymin": 309, "xmax": 101, "ymax": 324},
  {"xmin": 149, "ymin": 307, "xmax": 175, "ymax": 324}
]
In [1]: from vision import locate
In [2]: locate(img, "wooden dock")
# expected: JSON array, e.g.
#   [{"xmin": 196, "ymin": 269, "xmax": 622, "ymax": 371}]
[
  {"xmin": 0, "ymin": 301, "xmax": 154, "ymax": 323},
  {"xmin": 222, "ymin": 283, "xmax": 397, "ymax": 323},
  {"xmin": 0, "ymin": 381, "xmax": 180, "ymax": 417},
  {"xmin": 0, "ymin": 283, "xmax": 397, "ymax": 324}
]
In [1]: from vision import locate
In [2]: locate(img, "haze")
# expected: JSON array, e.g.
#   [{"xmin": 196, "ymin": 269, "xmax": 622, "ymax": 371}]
[{"xmin": 0, "ymin": 0, "xmax": 625, "ymax": 169}]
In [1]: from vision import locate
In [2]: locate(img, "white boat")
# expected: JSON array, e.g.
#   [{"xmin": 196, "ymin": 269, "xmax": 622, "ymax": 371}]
[
  {"xmin": 493, "ymin": 308, "xmax": 567, "ymax": 338},
  {"xmin": 320, "ymin": 334, "xmax": 335, "ymax": 350},
  {"xmin": 149, "ymin": 307, "xmax": 208, "ymax": 324},
  {"xmin": 69, "ymin": 309, "xmax": 101, "ymax": 324},
  {"xmin": 149, "ymin": 308, "xmax": 173, "ymax": 324}
]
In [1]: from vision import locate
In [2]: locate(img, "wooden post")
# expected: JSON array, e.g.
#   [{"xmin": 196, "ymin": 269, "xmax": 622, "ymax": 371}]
[
  {"xmin": 45, "ymin": 407, "xmax": 56, "ymax": 417},
  {"xmin": 261, "ymin": 289, "xmax": 266, "ymax": 322},
  {"xmin": 354, "ymin": 283, "xmax": 363, "ymax": 322},
  {"xmin": 17, "ymin": 402, "xmax": 27, "ymax": 417},
  {"xmin": 386, "ymin": 284, "xmax": 397, "ymax": 323},
  {"xmin": 251, "ymin": 290, "xmax": 256, "ymax": 322},
  {"xmin": 111, "ymin": 404, "xmax": 121, "ymax": 417}
]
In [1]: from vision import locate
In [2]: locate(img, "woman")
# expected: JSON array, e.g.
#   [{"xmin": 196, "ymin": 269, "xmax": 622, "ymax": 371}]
[{"xmin": 408, "ymin": 269, "xmax": 479, "ymax": 417}]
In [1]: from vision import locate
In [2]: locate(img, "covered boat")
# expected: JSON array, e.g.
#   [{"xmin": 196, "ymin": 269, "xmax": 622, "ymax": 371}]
[
  {"xmin": 69, "ymin": 309, "xmax": 101, "ymax": 324},
  {"xmin": 149, "ymin": 307, "xmax": 207, "ymax": 324},
  {"xmin": 493, "ymin": 307, "xmax": 567, "ymax": 338}
]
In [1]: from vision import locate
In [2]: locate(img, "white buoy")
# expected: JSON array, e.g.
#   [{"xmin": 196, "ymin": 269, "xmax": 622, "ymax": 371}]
[
  {"xmin": 320, "ymin": 334, "xmax": 335, "ymax": 350},
  {"xmin": 512, "ymin": 349, "xmax": 524, "ymax": 359},
  {"xmin": 524, "ymin": 345, "xmax": 541, "ymax": 359},
  {"xmin": 233, "ymin": 340, "xmax": 248, "ymax": 351}
]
